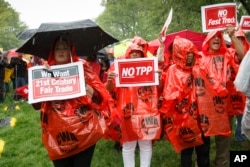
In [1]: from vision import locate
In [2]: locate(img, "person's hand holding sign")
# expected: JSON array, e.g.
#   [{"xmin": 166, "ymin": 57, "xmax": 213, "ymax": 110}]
[{"xmin": 225, "ymin": 24, "xmax": 245, "ymax": 60}]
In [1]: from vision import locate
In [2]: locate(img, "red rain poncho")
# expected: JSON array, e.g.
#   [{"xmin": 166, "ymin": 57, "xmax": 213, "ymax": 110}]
[
  {"xmin": 160, "ymin": 36, "xmax": 203, "ymax": 153},
  {"xmin": 107, "ymin": 43, "xmax": 161, "ymax": 144},
  {"xmin": 192, "ymin": 31, "xmax": 234, "ymax": 137},
  {"xmin": 39, "ymin": 41, "xmax": 115, "ymax": 160}
]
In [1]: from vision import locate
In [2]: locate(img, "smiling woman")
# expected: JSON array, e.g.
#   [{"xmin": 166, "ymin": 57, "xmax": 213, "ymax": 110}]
[{"xmin": 5, "ymin": 0, "xmax": 104, "ymax": 28}]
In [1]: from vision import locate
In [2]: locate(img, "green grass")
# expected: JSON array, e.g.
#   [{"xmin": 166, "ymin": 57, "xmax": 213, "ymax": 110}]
[{"xmin": 0, "ymin": 96, "xmax": 249, "ymax": 167}]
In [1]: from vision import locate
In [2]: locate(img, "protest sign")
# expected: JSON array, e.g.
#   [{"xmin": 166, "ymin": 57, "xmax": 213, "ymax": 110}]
[
  {"xmin": 28, "ymin": 62, "xmax": 85, "ymax": 103},
  {"xmin": 239, "ymin": 16, "xmax": 250, "ymax": 32},
  {"xmin": 201, "ymin": 3, "xmax": 237, "ymax": 32},
  {"xmin": 114, "ymin": 57, "xmax": 159, "ymax": 87}
]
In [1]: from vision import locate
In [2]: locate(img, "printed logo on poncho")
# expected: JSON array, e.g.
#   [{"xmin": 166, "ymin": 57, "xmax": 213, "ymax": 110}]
[
  {"xmin": 74, "ymin": 105, "xmax": 92, "ymax": 124},
  {"xmin": 190, "ymin": 101, "xmax": 198, "ymax": 120},
  {"xmin": 194, "ymin": 78, "xmax": 206, "ymax": 96},
  {"xmin": 141, "ymin": 115, "xmax": 159, "ymax": 135},
  {"xmin": 213, "ymin": 95, "xmax": 227, "ymax": 114},
  {"xmin": 56, "ymin": 131, "xmax": 79, "ymax": 153},
  {"xmin": 175, "ymin": 98, "xmax": 189, "ymax": 114},
  {"xmin": 162, "ymin": 117, "xmax": 173, "ymax": 135},
  {"xmin": 179, "ymin": 127, "xmax": 196, "ymax": 143},
  {"xmin": 199, "ymin": 114, "xmax": 209, "ymax": 133},
  {"xmin": 138, "ymin": 86, "xmax": 153, "ymax": 102},
  {"xmin": 230, "ymin": 94, "xmax": 244, "ymax": 110},
  {"xmin": 227, "ymin": 66, "xmax": 237, "ymax": 81},
  {"xmin": 212, "ymin": 56, "xmax": 224, "ymax": 71},
  {"xmin": 123, "ymin": 103, "xmax": 134, "ymax": 120}
]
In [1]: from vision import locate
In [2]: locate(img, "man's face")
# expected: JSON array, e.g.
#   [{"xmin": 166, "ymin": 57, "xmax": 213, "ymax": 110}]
[{"xmin": 209, "ymin": 34, "xmax": 222, "ymax": 52}]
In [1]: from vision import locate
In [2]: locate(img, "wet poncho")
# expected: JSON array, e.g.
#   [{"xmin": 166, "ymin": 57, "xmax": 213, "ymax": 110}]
[
  {"xmin": 192, "ymin": 31, "xmax": 235, "ymax": 137},
  {"xmin": 39, "ymin": 41, "xmax": 114, "ymax": 160},
  {"xmin": 160, "ymin": 36, "xmax": 203, "ymax": 152},
  {"xmin": 107, "ymin": 43, "xmax": 161, "ymax": 144}
]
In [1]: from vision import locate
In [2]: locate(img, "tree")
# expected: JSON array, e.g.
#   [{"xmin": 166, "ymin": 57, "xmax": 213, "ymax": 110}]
[
  {"xmin": 96, "ymin": 0, "xmax": 249, "ymax": 41},
  {"xmin": 0, "ymin": 0, "xmax": 27, "ymax": 51}
]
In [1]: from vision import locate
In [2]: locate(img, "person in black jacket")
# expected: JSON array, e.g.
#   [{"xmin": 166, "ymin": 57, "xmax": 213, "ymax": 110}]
[
  {"xmin": 0, "ymin": 51, "xmax": 8, "ymax": 102},
  {"xmin": 9, "ymin": 53, "xmax": 27, "ymax": 101}
]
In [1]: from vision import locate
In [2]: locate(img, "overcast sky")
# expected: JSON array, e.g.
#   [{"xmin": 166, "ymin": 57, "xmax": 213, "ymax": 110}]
[{"xmin": 5, "ymin": 0, "xmax": 104, "ymax": 29}]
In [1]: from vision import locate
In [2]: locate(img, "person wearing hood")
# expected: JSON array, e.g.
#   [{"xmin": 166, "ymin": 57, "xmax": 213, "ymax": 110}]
[
  {"xmin": 106, "ymin": 43, "xmax": 161, "ymax": 167},
  {"xmin": 160, "ymin": 36, "xmax": 210, "ymax": 167},
  {"xmin": 226, "ymin": 26, "xmax": 250, "ymax": 149},
  {"xmin": 31, "ymin": 37, "xmax": 114, "ymax": 167},
  {"xmin": 192, "ymin": 29, "xmax": 240, "ymax": 167}
]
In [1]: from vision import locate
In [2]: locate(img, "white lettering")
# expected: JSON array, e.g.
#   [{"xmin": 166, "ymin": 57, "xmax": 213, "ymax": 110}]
[
  {"xmin": 208, "ymin": 18, "xmax": 221, "ymax": 25},
  {"xmin": 122, "ymin": 68, "xmax": 135, "ymax": 77},
  {"xmin": 218, "ymin": 9, "xmax": 228, "ymax": 17},
  {"xmin": 40, "ymin": 87, "xmax": 53, "ymax": 94},
  {"xmin": 243, "ymin": 21, "xmax": 250, "ymax": 27},
  {"xmin": 234, "ymin": 155, "xmax": 247, "ymax": 162},
  {"xmin": 222, "ymin": 17, "xmax": 235, "ymax": 24}
]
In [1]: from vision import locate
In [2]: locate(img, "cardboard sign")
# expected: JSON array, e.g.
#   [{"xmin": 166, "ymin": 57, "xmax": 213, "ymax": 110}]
[
  {"xmin": 239, "ymin": 16, "xmax": 250, "ymax": 32},
  {"xmin": 28, "ymin": 62, "xmax": 86, "ymax": 103},
  {"xmin": 114, "ymin": 57, "xmax": 159, "ymax": 87},
  {"xmin": 201, "ymin": 3, "xmax": 237, "ymax": 32}
]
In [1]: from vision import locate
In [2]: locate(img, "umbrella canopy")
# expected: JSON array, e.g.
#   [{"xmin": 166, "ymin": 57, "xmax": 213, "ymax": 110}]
[
  {"xmin": 164, "ymin": 29, "xmax": 207, "ymax": 52},
  {"xmin": 17, "ymin": 19, "xmax": 119, "ymax": 60},
  {"xmin": 17, "ymin": 29, "xmax": 38, "ymax": 40},
  {"xmin": 148, "ymin": 39, "xmax": 160, "ymax": 55}
]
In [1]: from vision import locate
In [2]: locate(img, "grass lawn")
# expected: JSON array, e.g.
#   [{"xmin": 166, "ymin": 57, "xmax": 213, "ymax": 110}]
[{"xmin": 0, "ymin": 95, "xmax": 249, "ymax": 167}]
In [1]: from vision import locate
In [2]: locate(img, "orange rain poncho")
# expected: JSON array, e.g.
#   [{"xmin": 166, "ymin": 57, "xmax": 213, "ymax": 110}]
[
  {"xmin": 160, "ymin": 36, "xmax": 203, "ymax": 153},
  {"xmin": 39, "ymin": 40, "xmax": 115, "ymax": 160},
  {"xmin": 107, "ymin": 43, "xmax": 161, "ymax": 144},
  {"xmin": 192, "ymin": 31, "xmax": 234, "ymax": 137},
  {"xmin": 226, "ymin": 28, "xmax": 249, "ymax": 116}
]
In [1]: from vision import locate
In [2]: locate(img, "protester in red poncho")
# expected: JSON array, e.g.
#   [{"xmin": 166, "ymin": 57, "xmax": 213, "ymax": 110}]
[
  {"xmin": 106, "ymin": 43, "xmax": 161, "ymax": 167},
  {"xmin": 160, "ymin": 36, "xmax": 210, "ymax": 167},
  {"xmin": 226, "ymin": 26, "xmax": 250, "ymax": 149},
  {"xmin": 192, "ymin": 30, "xmax": 237, "ymax": 167},
  {"xmin": 32, "ymin": 37, "xmax": 115, "ymax": 167}
]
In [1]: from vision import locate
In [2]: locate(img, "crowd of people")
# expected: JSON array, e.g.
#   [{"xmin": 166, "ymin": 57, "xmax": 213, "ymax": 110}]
[{"xmin": 4, "ymin": 24, "xmax": 250, "ymax": 167}]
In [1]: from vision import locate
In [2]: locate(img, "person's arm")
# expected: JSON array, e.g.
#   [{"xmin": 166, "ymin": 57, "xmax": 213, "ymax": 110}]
[
  {"xmin": 156, "ymin": 35, "xmax": 165, "ymax": 63},
  {"xmin": 226, "ymin": 25, "xmax": 245, "ymax": 61},
  {"xmin": 230, "ymin": 35, "xmax": 245, "ymax": 60},
  {"xmin": 105, "ymin": 71, "xmax": 116, "ymax": 93}
]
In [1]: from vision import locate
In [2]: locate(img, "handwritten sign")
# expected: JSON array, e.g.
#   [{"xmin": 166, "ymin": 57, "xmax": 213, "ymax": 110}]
[
  {"xmin": 114, "ymin": 57, "xmax": 159, "ymax": 87},
  {"xmin": 28, "ymin": 62, "xmax": 85, "ymax": 103},
  {"xmin": 239, "ymin": 16, "xmax": 250, "ymax": 32},
  {"xmin": 201, "ymin": 3, "xmax": 237, "ymax": 32}
]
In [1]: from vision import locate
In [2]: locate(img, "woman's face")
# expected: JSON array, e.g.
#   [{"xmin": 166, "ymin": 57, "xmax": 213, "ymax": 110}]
[
  {"xmin": 186, "ymin": 52, "xmax": 195, "ymax": 66},
  {"xmin": 54, "ymin": 40, "xmax": 71, "ymax": 64},
  {"xmin": 129, "ymin": 50, "xmax": 143, "ymax": 59}
]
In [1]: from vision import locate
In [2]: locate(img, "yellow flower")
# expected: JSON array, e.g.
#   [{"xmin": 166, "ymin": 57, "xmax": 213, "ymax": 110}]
[
  {"xmin": 10, "ymin": 117, "xmax": 17, "ymax": 127},
  {"xmin": 15, "ymin": 105, "xmax": 20, "ymax": 110}
]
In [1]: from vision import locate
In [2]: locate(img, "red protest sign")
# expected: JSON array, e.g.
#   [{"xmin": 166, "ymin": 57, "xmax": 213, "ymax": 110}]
[
  {"xmin": 28, "ymin": 62, "xmax": 86, "ymax": 103},
  {"xmin": 201, "ymin": 3, "xmax": 237, "ymax": 32},
  {"xmin": 114, "ymin": 57, "xmax": 159, "ymax": 87},
  {"xmin": 239, "ymin": 16, "xmax": 250, "ymax": 31}
]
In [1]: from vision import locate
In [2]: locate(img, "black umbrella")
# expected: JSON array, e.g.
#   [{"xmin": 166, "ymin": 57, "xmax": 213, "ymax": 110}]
[
  {"xmin": 17, "ymin": 19, "xmax": 119, "ymax": 60},
  {"xmin": 17, "ymin": 29, "xmax": 38, "ymax": 40}
]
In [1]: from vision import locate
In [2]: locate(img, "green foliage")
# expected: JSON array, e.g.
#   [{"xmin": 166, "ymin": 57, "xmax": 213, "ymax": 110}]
[
  {"xmin": 97, "ymin": 0, "xmax": 250, "ymax": 42},
  {"xmin": 0, "ymin": 0, "xmax": 27, "ymax": 51},
  {"xmin": 0, "ymin": 93, "xmax": 249, "ymax": 166}
]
